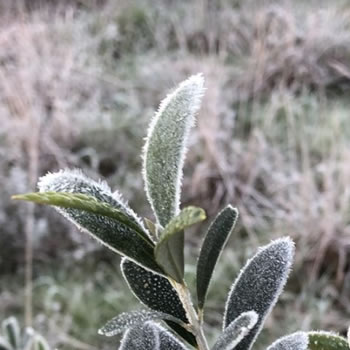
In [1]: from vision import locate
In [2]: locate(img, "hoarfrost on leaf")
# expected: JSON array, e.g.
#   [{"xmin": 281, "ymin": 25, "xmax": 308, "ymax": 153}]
[{"xmin": 267, "ymin": 332, "xmax": 309, "ymax": 350}]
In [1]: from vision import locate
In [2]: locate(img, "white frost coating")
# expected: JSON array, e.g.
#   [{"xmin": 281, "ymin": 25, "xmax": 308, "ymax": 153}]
[
  {"xmin": 152, "ymin": 323, "xmax": 188, "ymax": 350},
  {"xmin": 223, "ymin": 237, "xmax": 295, "ymax": 350},
  {"xmin": 267, "ymin": 332, "xmax": 309, "ymax": 350},
  {"xmin": 212, "ymin": 311, "xmax": 258, "ymax": 350},
  {"xmin": 142, "ymin": 74, "xmax": 205, "ymax": 226},
  {"xmin": 38, "ymin": 168, "xmax": 150, "ymax": 238}
]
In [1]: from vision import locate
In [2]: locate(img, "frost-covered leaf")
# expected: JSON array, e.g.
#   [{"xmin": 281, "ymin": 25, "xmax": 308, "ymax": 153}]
[
  {"xmin": 143, "ymin": 74, "xmax": 205, "ymax": 227},
  {"xmin": 224, "ymin": 237, "xmax": 295, "ymax": 350},
  {"xmin": 99, "ymin": 310, "xmax": 183, "ymax": 337},
  {"xmin": 212, "ymin": 311, "xmax": 258, "ymax": 350},
  {"xmin": 197, "ymin": 205, "xmax": 238, "ymax": 310},
  {"xmin": 119, "ymin": 322, "xmax": 159, "ymax": 350},
  {"xmin": 119, "ymin": 322, "xmax": 188, "ymax": 350},
  {"xmin": 155, "ymin": 206, "xmax": 206, "ymax": 282},
  {"xmin": 2, "ymin": 317, "xmax": 20, "ymax": 350},
  {"xmin": 121, "ymin": 259, "xmax": 197, "ymax": 346},
  {"xmin": 18, "ymin": 170, "xmax": 162, "ymax": 274},
  {"xmin": 308, "ymin": 332, "xmax": 350, "ymax": 350},
  {"xmin": 267, "ymin": 332, "xmax": 308, "ymax": 350}
]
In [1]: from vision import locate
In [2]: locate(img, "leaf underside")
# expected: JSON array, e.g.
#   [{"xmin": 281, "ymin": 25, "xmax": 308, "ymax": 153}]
[
  {"xmin": 212, "ymin": 311, "xmax": 258, "ymax": 350},
  {"xmin": 224, "ymin": 237, "xmax": 295, "ymax": 350},
  {"xmin": 98, "ymin": 310, "xmax": 182, "ymax": 337},
  {"xmin": 121, "ymin": 259, "xmax": 197, "ymax": 346},
  {"xmin": 308, "ymin": 332, "xmax": 350, "ymax": 350},
  {"xmin": 197, "ymin": 205, "xmax": 238, "ymax": 310},
  {"xmin": 267, "ymin": 332, "xmax": 309, "ymax": 350},
  {"xmin": 155, "ymin": 206, "xmax": 206, "ymax": 282}
]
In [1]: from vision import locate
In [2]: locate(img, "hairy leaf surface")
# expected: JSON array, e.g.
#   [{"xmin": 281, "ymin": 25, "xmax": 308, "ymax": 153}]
[
  {"xmin": 155, "ymin": 206, "xmax": 206, "ymax": 282},
  {"xmin": 212, "ymin": 311, "xmax": 258, "ymax": 350},
  {"xmin": 224, "ymin": 237, "xmax": 294, "ymax": 350},
  {"xmin": 308, "ymin": 332, "xmax": 350, "ymax": 350},
  {"xmin": 99, "ymin": 310, "xmax": 183, "ymax": 337},
  {"xmin": 267, "ymin": 332, "xmax": 308, "ymax": 350},
  {"xmin": 121, "ymin": 259, "xmax": 197, "ymax": 346},
  {"xmin": 19, "ymin": 170, "xmax": 163, "ymax": 274},
  {"xmin": 197, "ymin": 205, "xmax": 238, "ymax": 310}
]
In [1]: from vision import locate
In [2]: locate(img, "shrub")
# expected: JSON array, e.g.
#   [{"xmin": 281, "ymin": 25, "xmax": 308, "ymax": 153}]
[{"xmin": 14, "ymin": 75, "xmax": 350, "ymax": 350}]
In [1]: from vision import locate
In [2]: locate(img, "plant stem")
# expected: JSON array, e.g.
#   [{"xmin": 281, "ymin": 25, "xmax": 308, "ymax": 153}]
[{"xmin": 171, "ymin": 280, "xmax": 209, "ymax": 350}]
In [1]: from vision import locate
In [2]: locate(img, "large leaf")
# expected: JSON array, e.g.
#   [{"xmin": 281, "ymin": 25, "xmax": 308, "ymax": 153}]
[
  {"xmin": 119, "ymin": 322, "xmax": 188, "ymax": 350},
  {"xmin": 143, "ymin": 75, "xmax": 205, "ymax": 283},
  {"xmin": 14, "ymin": 170, "xmax": 162, "ymax": 274},
  {"xmin": 155, "ymin": 206, "xmax": 206, "ymax": 282},
  {"xmin": 121, "ymin": 259, "xmax": 197, "ymax": 346},
  {"xmin": 267, "ymin": 332, "xmax": 308, "ymax": 350},
  {"xmin": 98, "ymin": 310, "xmax": 183, "ymax": 337},
  {"xmin": 308, "ymin": 332, "xmax": 350, "ymax": 350},
  {"xmin": 224, "ymin": 237, "xmax": 294, "ymax": 350},
  {"xmin": 197, "ymin": 205, "xmax": 238, "ymax": 310},
  {"xmin": 212, "ymin": 311, "xmax": 258, "ymax": 350}
]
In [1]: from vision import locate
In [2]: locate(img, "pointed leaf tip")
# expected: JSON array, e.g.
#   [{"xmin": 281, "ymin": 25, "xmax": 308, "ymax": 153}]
[
  {"xmin": 197, "ymin": 205, "xmax": 238, "ymax": 310},
  {"xmin": 223, "ymin": 237, "xmax": 295, "ymax": 350}
]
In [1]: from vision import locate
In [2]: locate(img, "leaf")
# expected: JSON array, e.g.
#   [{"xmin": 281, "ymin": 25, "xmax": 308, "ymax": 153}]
[
  {"xmin": 143, "ymin": 74, "xmax": 205, "ymax": 227},
  {"xmin": 155, "ymin": 206, "xmax": 206, "ymax": 282},
  {"xmin": 98, "ymin": 310, "xmax": 183, "ymax": 337},
  {"xmin": 212, "ymin": 311, "xmax": 258, "ymax": 350},
  {"xmin": 308, "ymin": 332, "xmax": 350, "ymax": 350},
  {"xmin": 223, "ymin": 237, "xmax": 295, "ymax": 350},
  {"xmin": 121, "ymin": 259, "xmax": 197, "ymax": 347},
  {"xmin": 14, "ymin": 170, "xmax": 163, "ymax": 274},
  {"xmin": 33, "ymin": 334, "xmax": 51, "ymax": 350},
  {"xmin": 197, "ymin": 205, "xmax": 238, "ymax": 310},
  {"xmin": 2, "ymin": 317, "xmax": 20, "ymax": 350},
  {"xmin": 119, "ymin": 322, "xmax": 188, "ymax": 350},
  {"xmin": 267, "ymin": 332, "xmax": 309, "ymax": 350},
  {"xmin": 0, "ymin": 337, "xmax": 12, "ymax": 350}
]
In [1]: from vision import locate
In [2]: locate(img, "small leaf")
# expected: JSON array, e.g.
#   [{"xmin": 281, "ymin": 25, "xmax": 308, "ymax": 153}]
[
  {"xmin": 155, "ymin": 206, "xmax": 206, "ymax": 282},
  {"xmin": 120, "ymin": 322, "xmax": 188, "ymax": 350},
  {"xmin": 121, "ymin": 259, "xmax": 197, "ymax": 346},
  {"xmin": 15, "ymin": 170, "xmax": 163, "ymax": 274},
  {"xmin": 267, "ymin": 332, "xmax": 309, "ymax": 350},
  {"xmin": 99, "ymin": 310, "xmax": 184, "ymax": 337},
  {"xmin": 144, "ymin": 218, "xmax": 158, "ymax": 239},
  {"xmin": 197, "ymin": 205, "xmax": 238, "ymax": 310},
  {"xmin": 308, "ymin": 332, "xmax": 350, "ymax": 350},
  {"xmin": 2, "ymin": 317, "xmax": 20, "ymax": 350},
  {"xmin": 33, "ymin": 334, "xmax": 51, "ymax": 350},
  {"xmin": 212, "ymin": 311, "xmax": 258, "ymax": 350},
  {"xmin": 224, "ymin": 237, "xmax": 295, "ymax": 350}
]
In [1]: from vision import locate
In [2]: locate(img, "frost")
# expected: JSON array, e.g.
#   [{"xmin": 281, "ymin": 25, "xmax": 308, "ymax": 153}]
[
  {"xmin": 98, "ymin": 310, "xmax": 183, "ymax": 337},
  {"xmin": 143, "ymin": 74, "xmax": 205, "ymax": 227},
  {"xmin": 212, "ymin": 311, "xmax": 258, "ymax": 350},
  {"xmin": 224, "ymin": 237, "xmax": 295, "ymax": 350},
  {"xmin": 267, "ymin": 332, "xmax": 309, "ymax": 350}
]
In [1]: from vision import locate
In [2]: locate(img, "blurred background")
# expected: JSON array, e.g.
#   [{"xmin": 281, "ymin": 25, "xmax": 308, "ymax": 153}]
[{"xmin": 1, "ymin": 0, "xmax": 350, "ymax": 349}]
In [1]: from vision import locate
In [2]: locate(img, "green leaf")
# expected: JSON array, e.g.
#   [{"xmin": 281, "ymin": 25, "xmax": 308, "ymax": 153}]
[
  {"xmin": 197, "ymin": 205, "xmax": 238, "ymax": 310},
  {"xmin": 267, "ymin": 332, "xmax": 308, "ymax": 350},
  {"xmin": 33, "ymin": 335, "xmax": 51, "ymax": 350},
  {"xmin": 121, "ymin": 259, "xmax": 197, "ymax": 347},
  {"xmin": 308, "ymin": 332, "xmax": 350, "ymax": 350},
  {"xmin": 224, "ymin": 237, "xmax": 295, "ymax": 350},
  {"xmin": 155, "ymin": 206, "xmax": 206, "ymax": 282},
  {"xmin": 98, "ymin": 310, "xmax": 183, "ymax": 337},
  {"xmin": 14, "ymin": 170, "xmax": 163, "ymax": 274},
  {"xmin": 212, "ymin": 311, "xmax": 258, "ymax": 350},
  {"xmin": 143, "ymin": 74, "xmax": 205, "ymax": 227},
  {"xmin": 2, "ymin": 317, "xmax": 20, "ymax": 350}
]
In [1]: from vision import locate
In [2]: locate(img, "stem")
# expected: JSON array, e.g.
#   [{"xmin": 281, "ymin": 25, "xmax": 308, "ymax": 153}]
[{"xmin": 171, "ymin": 280, "xmax": 209, "ymax": 350}]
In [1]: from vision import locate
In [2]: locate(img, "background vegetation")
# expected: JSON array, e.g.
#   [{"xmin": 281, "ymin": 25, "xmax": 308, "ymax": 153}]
[{"xmin": 1, "ymin": 0, "xmax": 350, "ymax": 349}]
